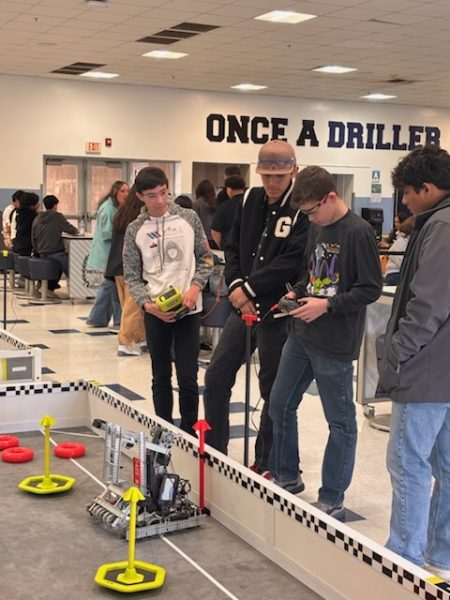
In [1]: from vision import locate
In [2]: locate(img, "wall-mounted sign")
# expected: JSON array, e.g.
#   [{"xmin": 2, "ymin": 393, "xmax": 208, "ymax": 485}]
[
  {"xmin": 85, "ymin": 141, "xmax": 101, "ymax": 154},
  {"xmin": 206, "ymin": 113, "xmax": 441, "ymax": 151}
]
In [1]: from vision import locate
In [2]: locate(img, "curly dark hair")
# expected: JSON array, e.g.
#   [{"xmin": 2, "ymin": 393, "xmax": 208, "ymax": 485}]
[{"xmin": 392, "ymin": 145, "xmax": 450, "ymax": 192}]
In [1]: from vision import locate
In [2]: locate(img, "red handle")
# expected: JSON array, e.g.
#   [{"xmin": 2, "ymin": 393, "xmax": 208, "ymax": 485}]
[{"xmin": 241, "ymin": 314, "xmax": 258, "ymax": 326}]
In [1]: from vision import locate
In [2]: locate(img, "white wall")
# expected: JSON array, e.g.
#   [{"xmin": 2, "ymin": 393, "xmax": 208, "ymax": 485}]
[{"xmin": 1, "ymin": 73, "xmax": 450, "ymax": 200}]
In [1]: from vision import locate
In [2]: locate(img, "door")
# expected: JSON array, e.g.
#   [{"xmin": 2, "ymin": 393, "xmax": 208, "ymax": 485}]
[
  {"xmin": 44, "ymin": 157, "xmax": 84, "ymax": 228},
  {"xmin": 44, "ymin": 157, "xmax": 177, "ymax": 232},
  {"xmin": 87, "ymin": 160, "xmax": 125, "ymax": 232}
]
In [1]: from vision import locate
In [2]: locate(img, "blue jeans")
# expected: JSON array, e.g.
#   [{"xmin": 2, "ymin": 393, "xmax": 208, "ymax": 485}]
[
  {"xmin": 87, "ymin": 277, "xmax": 121, "ymax": 326},
  {"xmin": 269, "ymin": 334, "xmax": 356, "ymax": 506},
  {"xmin": 387, "ymin": 401, "xmax": 450, "ymax": 569}
]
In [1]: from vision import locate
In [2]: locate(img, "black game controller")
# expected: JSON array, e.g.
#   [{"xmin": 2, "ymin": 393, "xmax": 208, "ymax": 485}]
[{"xmin": 278, "ymin": 297, "xmax": 303, "ymax": 312}]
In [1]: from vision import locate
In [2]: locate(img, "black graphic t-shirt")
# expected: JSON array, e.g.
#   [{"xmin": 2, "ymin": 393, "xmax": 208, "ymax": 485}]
[{"xmin": 292, "ymin": 210, "xmax": 382, "ymax": 360}]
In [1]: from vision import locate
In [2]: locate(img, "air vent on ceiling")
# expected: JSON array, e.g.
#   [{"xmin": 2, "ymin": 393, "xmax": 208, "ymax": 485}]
[
  {"xmin": 369, "ymin": 18, "xmax": 399, "ymax": 25},
  {"xmin": 137, "ymin": 36, "xmax": 178, "ymax": 45},
  {"xmin": 171, "ymin": 22, "xmax": 220, "ymax": 33},
  {"xmin": 51, "ymin": 62, "xmax": 106, "ymax": 75},
  {"xmin": 137, "ymin": 22, "xmax": 220, "ymax": 45},
  {"xmin": 386, "ymin": 77, "xmax": 416, "ymax": 84}
]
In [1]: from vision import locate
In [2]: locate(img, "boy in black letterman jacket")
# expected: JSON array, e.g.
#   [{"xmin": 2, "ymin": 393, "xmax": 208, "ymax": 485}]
[{"xmin": 203, "ymin": 140, "xmax": 309, "ymax": 472}]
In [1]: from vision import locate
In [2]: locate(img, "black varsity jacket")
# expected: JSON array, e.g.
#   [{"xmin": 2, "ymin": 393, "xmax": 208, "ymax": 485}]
[{"xmin": 224, "ymin": 181, "xmax": 309, "ymax": 318}]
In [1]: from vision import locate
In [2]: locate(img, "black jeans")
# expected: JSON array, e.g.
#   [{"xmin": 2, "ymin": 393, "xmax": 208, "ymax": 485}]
[
  {"xmin": 203, "ymin": 310, "xmax": 288, "ymax": 470},
  {"xmin": 144, "ymin": 312, "xmax": 200, "ymax": 434}
]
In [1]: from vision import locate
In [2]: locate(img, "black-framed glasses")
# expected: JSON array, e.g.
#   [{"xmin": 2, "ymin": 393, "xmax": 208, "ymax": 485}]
[{"xmin": 300, "ymin": 193, "xmax": 329, "ymax": 216}]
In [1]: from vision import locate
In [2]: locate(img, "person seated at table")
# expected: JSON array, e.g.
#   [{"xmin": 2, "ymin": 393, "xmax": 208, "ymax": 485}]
[
  {"xmin": 31, "ymin": 194, "xmax": 79, "ymax": 296},
  {"xmin": 384, "ymin": 215, "xmax": 415, "ymax": 286},
  {"xmin": 378, "ymin": 211, "xmax": 409, "ymax": 248}
]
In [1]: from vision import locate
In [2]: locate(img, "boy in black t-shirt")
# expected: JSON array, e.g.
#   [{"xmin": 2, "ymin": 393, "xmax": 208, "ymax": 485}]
[
  {"xmin": 210, "ymin": 175, "xmax": 246, "ymax": 249},
  {"xmin": 268, "ymin": 165, "xmax": 382, "ymax": 519}
]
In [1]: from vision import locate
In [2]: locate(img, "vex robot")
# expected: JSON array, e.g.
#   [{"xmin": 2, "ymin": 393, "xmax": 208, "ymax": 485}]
[{"xmin": 87, "ymin": 422, "xmax": 204, "ymax": 540}]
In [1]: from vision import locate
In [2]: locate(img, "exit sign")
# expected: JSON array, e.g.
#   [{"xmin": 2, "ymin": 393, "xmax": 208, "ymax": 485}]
[{"xmin": 85, "ymin": 141, "xmax": 101, "ymax": 154}]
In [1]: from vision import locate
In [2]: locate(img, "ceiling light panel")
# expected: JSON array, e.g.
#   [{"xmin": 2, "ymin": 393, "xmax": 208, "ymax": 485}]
[
  {"xmin": 142, "ymin": 50, "xmax": 189, "ymax": 60},
  {"xmin": 255, "ymin": 11, "xmax": 317, "ymax": 24},
  {"xmin": 361, "ymin": 93, "xmax": 397, "ymax": 100},
  {"xmin": 231, "ymin": 83, "xmax": 267, "ymax": 91},
  {"xmin": 313, "ymin": 65, "xmax": 357, "ymax": 74},
  {"xmin": 80, "ymin": 71, "xmax": 119, "ymax": 79}
]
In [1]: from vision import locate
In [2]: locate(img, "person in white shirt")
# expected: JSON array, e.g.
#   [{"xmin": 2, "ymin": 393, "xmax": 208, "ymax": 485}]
[
  {"xmin": 384, "ymin": 216, "xmax": 416, "ymax": 285},
  {"xmin": 2, "ymin": 189, "xmax": 24, "ymax": 249}
]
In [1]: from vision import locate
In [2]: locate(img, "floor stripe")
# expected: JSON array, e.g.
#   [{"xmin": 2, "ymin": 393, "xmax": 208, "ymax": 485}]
[{"xmin": 160, "ymin": 535, "xmax": 240, "ymax": 600}]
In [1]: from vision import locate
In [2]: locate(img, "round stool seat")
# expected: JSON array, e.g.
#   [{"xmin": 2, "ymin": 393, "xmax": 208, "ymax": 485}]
[
  {"xmin": 17, "ymin": 255, "xmax": 31, "ymax": 279},
  {"xmin": 29, "ymin": 257, "xmax": 60, "ymax": 281}
]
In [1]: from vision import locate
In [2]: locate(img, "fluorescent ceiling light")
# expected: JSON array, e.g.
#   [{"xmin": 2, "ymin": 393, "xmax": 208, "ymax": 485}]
[
  {"xmin": 80, "ymin": 71, "xmax": 119, "ymax": 79},
  {"xmin": 255, "ymin": 11, "xmax": 316, "ymax": 24},
  {"xmin": 143, "ymin": 50, "xmax": 188, "ymax": 59},
  {"xmin": 86, "ymin": 0, "xmax": 108, "ymax": 6},
  {"xmin": 361, "ymin": 93, "xmax": 397, "ymax": 100},
  {"xmin": 231, "ymin": 83, "xmax": 267, "ymax": 91},
  {"xmin": 313, "ymin": 65, "xmax": 357, "ymax": 74}
]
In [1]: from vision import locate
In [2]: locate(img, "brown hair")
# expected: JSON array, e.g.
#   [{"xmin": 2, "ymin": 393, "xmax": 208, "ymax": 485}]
[
  {"xmin": 195, "ymin": 179, "xmax": 217, "ymax": 208},
  {"xmin": 398, "ymin": 215, "xmax": 415, "ymax": 236},
  {"xmin": 290, "ymin": 166, "xmax": 337, "ymax": 209},
  {"xmin": 113, "ymin": 186, "xmax": 144, "ymax": 232},
  {"xmin": 98, "ymin": 180, "xmax": 128, "ymax": 209}
]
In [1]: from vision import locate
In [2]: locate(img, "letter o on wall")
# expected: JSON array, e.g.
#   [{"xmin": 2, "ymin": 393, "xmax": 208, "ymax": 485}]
[{"xmin": 206, "ymin": 114, "xmax": 225, "ymax": 142}]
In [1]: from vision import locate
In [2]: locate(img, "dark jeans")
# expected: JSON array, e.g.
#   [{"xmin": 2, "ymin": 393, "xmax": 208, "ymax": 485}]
[
  {"xmin": 203, "ymin": 310, "xmax": 288, "ymax": 470},
  {"xmin": 144, "ymin": 312, "xmax": 200, "ymax": 434}
]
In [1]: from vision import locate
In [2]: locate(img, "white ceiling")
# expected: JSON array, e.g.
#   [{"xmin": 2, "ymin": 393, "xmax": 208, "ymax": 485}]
[{"xmin": 1, "ymin": 0, "xmax": 450, "ymax": 108}]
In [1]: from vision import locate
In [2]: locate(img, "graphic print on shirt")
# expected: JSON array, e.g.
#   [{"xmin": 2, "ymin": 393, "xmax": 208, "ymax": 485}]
[
  {"xmin": 146, "ymin": 229, "xmax": 163, "ymax": 271},
  {"xmin": 145, "ymin": 221, "xmax": 184, "ymax": 272},
  {"xmin": 307, "ymin": 242, "xmax": 340, "ymax": 297}
]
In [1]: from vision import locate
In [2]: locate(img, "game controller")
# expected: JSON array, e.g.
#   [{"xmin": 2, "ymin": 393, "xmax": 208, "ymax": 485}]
[{"xmin": 278, "ymin": 297, "xmax": 303, "ymax": 312}]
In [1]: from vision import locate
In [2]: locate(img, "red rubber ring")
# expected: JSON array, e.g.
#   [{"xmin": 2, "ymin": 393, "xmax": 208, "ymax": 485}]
[
  {"xmin": 0, "ymin": 435, "xmax": 20, "ymax": 451},
  {"xmin": 1, "ymin": 446, "xmax": 34, "ymax": 463},
  {"xmin": 54, "ymin": 442, "xmax": 86, "ymax": 459}
]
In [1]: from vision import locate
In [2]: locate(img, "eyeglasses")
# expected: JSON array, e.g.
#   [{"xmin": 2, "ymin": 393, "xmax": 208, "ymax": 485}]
[
  {"xmin": 300, "ymin": 194, "xmax": 329, "ymax": 215},
  {"xmin": 140, "ymin": 189, "xmax": 172, "ymax": 201}
]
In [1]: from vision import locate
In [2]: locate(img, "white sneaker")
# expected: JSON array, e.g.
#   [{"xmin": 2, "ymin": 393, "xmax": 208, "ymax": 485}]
[
  {"xmin": 426, "ymin": 564, "xmax": 450, "ymax": 580},
  {"xmin": 117, "ymin": 345, "xmax": 140, "ymax": 356}
]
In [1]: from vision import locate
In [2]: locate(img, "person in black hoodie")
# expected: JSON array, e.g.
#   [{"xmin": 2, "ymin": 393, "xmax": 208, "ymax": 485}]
[
  {"xmin": 32, "ymin": 194, "xmax": 78, "ymax": 270},
  {"xmin": 13, "ymin": 192, "xmax": 40, "ymax": 256},
  {"xmin": 31, "ymin": 194, "xmax": 78, "ymax": 296},
  {"xmin": 203, "ymin": 140, "xmax": 309, "ymax": 473}
]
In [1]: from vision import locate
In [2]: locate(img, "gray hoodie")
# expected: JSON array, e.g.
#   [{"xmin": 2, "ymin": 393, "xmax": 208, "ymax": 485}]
[
  {"xmin": 123, "ymin": 203, "xmax": 213, "ymax": 313},
  {"xmin": 31, "ymin": 210, "xmax": 78, "ymax": 254}
]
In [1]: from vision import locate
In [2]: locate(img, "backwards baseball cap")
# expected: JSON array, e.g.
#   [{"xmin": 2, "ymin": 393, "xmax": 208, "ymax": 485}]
[{"xmin": 256, "ymin": 140, "xmax": 297, "ymax": 175}]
